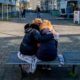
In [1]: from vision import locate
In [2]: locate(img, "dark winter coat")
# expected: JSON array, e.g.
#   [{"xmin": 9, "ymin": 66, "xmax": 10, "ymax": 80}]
[
  {"xmin": 36, "ymin": 29, "xmax": 58, "ymax": 61},
  {"xmin": 20, "ymin": 28, "xmax": 54, "ymax": 56},
  {"xmin": 36, "ymin": 7, "xmax": 40, "ymax": 12}
]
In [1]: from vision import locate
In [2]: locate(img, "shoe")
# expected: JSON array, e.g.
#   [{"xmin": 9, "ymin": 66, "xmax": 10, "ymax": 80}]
[{"xmin": 58, "ymin": 54, "xmax": 64, "ymax": 65}]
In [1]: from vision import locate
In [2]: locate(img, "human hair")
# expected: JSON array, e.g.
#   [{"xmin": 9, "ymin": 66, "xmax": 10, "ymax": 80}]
[
  {"xmin": 30, "ymin": 23, "xmax": 40, "ymax": 31},
  {"xmin": 24, "ymin": 23, "xmax": 31, "ymax": 33},
  {"xmin": 24, "ymin": 23, "xmax": 30, "ymax": 30},
  {"xmin": 40, "ymin": 20, "xmax": 52, "ymax": 30},
  {"xmin": 40, "ymin": 20, "xmax": 57, "ymax": 34},
  {"xmin": 32, "ymin": 18, "xmax": 42, "ymax": 26}
]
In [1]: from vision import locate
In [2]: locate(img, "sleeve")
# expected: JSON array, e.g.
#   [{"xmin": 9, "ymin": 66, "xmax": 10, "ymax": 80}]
[
  {"xmin": 32, "ymin": 29, "xmax": 54, "ymax": 42},
  {"xmin": 54, "ymin": 33, "xmax": 59, "ymax": 41}
]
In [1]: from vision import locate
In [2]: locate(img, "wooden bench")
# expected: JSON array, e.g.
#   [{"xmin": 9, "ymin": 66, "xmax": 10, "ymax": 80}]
[{"xmin": 6, "ymin": 51, "xmax": 80, "ymax": 79}]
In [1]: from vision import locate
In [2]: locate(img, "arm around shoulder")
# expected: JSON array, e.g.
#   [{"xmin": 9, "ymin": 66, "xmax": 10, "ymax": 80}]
[{"xmin": 32, "ymin": 29, "xmax": 54, "ymax": 42}]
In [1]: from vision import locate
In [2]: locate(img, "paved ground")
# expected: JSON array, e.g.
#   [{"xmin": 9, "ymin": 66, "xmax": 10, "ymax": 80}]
[{"xmin": 0, "ymin": 12, "xmax": 80, "ymax": 80}]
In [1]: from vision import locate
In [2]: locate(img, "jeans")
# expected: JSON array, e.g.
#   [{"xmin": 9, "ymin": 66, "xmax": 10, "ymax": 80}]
[{"xmin": 37, "ymin": 12, "xmax": 41, "ymax": 18}]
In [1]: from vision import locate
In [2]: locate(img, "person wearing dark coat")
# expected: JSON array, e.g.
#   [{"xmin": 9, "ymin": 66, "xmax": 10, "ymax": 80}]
[
  {"xmin": 20, "ymin": 23, "xmax": 54, "ymax": 56},
  {"xmin": 36, "ymin": 20, "xmax": 58, "ymax": 61},
  {"xmin": 21, "ymin": 9, "xmax": 26, "ymax": 18},
  {"xmin": 36, "ymin": 29, "xmax": 58, "ymax": 61},
  {"xmin": 36, "ymin": 6, "xmax": 41, "ymax": 18}
]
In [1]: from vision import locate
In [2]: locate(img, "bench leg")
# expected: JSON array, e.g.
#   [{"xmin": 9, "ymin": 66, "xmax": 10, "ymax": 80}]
[
  {"xmin": 19, "ymin": 64, "xmax": 25, "ymax": 80},
  {"xmin": 69, "ymin": 65, "xmax": 77, "ymax": 78},
  {"xmin": 72, "ymin": 65, "xmax": 76, "ymax": 75},
  {"xmin": 19, "ymin": 64, "xmax": 33, "ymax": 80}
]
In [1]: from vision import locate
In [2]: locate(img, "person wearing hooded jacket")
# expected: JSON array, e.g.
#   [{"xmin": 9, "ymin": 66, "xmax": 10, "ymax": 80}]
[
  {"xmin": 20, "ymin": 23, "xmax": 54, "ymax": 56},
  {"xmin": 18, "ymin": 23, "xmax": 54, "ymax": 73},
  {"xmin": 36, "ymin": 20, "xmax": 58, "ymax": 61}
]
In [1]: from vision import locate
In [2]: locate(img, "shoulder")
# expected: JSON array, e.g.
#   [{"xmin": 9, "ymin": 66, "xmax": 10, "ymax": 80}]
[
  {"xmin": 32, "ymin": 28, "xmax": 40, "ymax": 34},
  {"xmin": 25, "ymin": 28, "xmax": 34, "ymax": 34},
  {"xmin": 41, "ymin": 28, "xmax": 52, "ymax": 34}
]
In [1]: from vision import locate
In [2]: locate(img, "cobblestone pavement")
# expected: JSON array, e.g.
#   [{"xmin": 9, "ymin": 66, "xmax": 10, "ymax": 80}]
[{"xmin": 0, "ymin": 12, "xmax": 80, "ymax": 80}]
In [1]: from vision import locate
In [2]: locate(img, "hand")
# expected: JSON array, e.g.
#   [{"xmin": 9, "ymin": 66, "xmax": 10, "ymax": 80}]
[{"xmin": 37, "ymin": 43, "xmax": 40, "ymax": 47}]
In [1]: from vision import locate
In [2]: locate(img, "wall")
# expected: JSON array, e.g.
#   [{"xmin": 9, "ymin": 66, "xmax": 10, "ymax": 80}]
[{"xmin": 29, "ymin": 0, "xmax": 41, "ymax": 10}]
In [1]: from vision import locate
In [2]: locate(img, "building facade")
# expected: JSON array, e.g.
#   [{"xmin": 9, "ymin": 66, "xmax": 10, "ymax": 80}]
[
  {"xmin": 59, "ymin": 0, "xmax": 80, "ymax": 16},
  {"xmin": 0, "ymin": 0, "xmax": 17, "ymax": 19},
  {"xmin": 16, "ymin": 0, "xmax": 60, "ymax": 10},
  {"xmin": 40, "ymin": 0, "xmax": 60, "ymax": 11},
  {"xmin": 29, "ymin": 0, "xmax": 41, "ymax": 10},
  {"xmin": 0, "ymin": 0, "xmax": 16, "ymax": 12},
  {"xmin": 18, "ymin": 0, "xmax": 41, "ymax": 10}
]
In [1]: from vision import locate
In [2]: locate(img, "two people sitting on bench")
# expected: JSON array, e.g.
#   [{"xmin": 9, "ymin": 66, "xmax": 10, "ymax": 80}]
[{"xmin": 18, "ymin": 18, "xmax": 59, "ymax": 73}]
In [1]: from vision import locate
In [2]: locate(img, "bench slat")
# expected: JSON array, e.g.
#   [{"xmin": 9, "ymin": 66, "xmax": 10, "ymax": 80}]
[
  {"xmin": 6, "ymin": 51, "xmax": 80, "ymax": 65},
  {"xmin": 6, "ymin": 52, "xmax": 59, "ymax": 65},
  {"xmin": 63, "ymin": 51, "xmax": 80, "ymax": 65}
]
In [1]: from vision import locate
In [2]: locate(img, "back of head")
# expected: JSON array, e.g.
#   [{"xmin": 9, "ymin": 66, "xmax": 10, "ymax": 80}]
[
  {"xmin": 24, "ymin": 23, "xmax": 30, "ymax": 30},
  {"xmin": 24, "ymin": 23, "xmax": 31, "ymax": 33},
  {"xmin": 42, "ymin": 20, "xmax": 57, "ymax": 35},
  {"xmin": 30, "ymin": 23, "xmax": 40, "ymax": 31},
  {"xmin": 32, "ymin": 18, "xmax": 42, "ymax": 26},
  {"xmin": 43, "ymin": 20, "xmax": 53, "ymax": 30},
  {"xmin": 40, "ymin": 20, "xmax": 53, "ymax": 30}
]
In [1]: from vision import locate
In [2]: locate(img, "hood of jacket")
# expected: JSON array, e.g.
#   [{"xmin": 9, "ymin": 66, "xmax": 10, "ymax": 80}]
[{"xmin": 25, "ymin": 28, "xmax": 33, "ymax": 33}]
